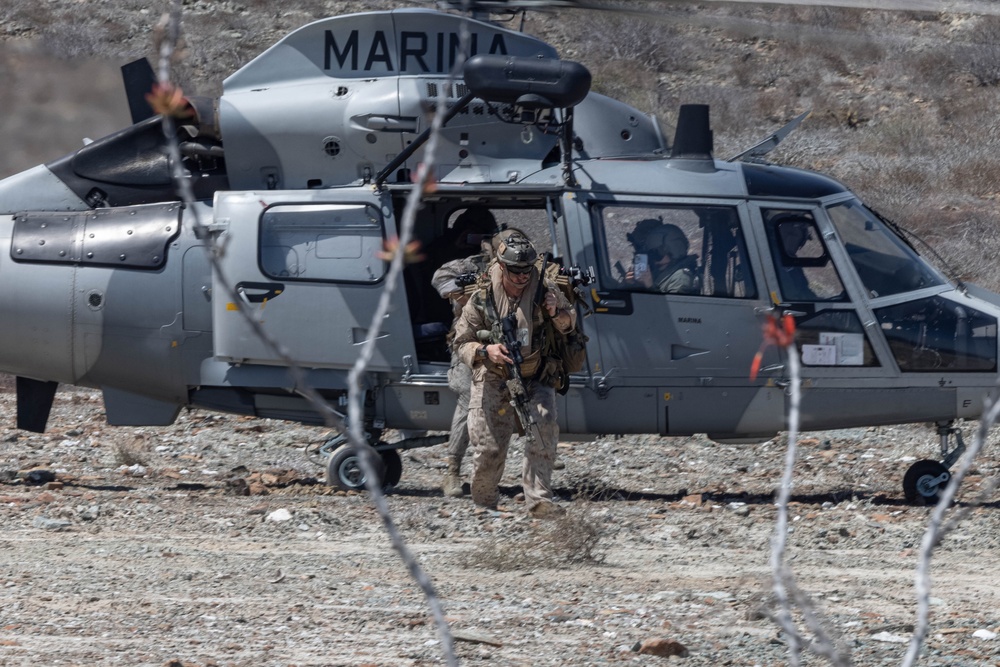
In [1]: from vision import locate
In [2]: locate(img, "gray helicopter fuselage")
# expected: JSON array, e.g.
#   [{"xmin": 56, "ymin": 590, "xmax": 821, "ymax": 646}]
[{"xmin": 0, "ymin": 152, "xmax": 996, "ymax": 441}]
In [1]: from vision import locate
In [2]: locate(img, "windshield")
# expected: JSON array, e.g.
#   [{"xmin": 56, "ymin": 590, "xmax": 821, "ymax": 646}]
[{"xmin": 826, "ymin": 199, "xmax": 945, "ymax": 299}]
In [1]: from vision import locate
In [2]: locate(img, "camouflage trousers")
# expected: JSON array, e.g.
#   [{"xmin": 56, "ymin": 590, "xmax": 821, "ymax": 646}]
[
  {"xmin": 467, "ymin": 376, "xmax": 558, "ymax": 511},
  {"xmin": 445, "ymin": 357, "xmax": 472, "ymax": 470}
]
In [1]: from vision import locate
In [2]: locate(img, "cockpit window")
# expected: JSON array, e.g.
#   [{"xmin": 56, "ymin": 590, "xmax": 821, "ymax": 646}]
[
  {"xmin": 762, "ymin": 209, "xmax": 847, "ymax": 302},
  {"xmin": 826, "ymin": 200, "xmax": 945, "ymax": 299},
  {"xmin": 875, "ymin": 296, "xmax": 997, "ymax": 372},
  {"xmin": 594, "ymin": 204, "xmax": 756, "ymax": 298}
]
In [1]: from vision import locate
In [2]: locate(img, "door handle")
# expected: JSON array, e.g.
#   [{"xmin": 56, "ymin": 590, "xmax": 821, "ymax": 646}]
[{"xmin": 236, "ymin": 281, "xmax": 285, "ymax": 304}]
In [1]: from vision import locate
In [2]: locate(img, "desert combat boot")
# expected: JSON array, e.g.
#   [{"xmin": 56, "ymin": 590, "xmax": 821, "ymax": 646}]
[{"xmin": 441, "ymin": 462, "xmax": 464, "ymax": 498}]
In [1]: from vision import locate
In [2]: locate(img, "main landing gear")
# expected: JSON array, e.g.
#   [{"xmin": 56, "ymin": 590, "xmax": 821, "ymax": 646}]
[
  {"xmin": 902, "ymin": 421, "xmax": 966, "ymax": 504},
  {"xmin": 320, "ymin": 432, "xmax": 447, "ymax": 492}
]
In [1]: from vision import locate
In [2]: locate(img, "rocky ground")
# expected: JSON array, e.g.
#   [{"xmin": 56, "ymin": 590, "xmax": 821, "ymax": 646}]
[{"xmin": 0, "ymin": 388, "xmax": 999, "ymax": 666}]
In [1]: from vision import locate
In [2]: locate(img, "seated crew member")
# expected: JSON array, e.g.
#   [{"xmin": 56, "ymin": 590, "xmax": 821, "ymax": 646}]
[{"xmin": 627, "ymin": 223, "xmax": 700, "ymax": 295}]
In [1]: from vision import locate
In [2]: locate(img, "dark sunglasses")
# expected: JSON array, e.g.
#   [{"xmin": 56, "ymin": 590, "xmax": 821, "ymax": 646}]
[{"xmin": 505, "ymin": 264, "xmax": 533, "ymax": 275}]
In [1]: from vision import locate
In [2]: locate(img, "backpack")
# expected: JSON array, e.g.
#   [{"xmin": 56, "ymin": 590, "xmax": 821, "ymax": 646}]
[{"xmin": 539, "ymin": 261, "xmax": 590, "ymax": 393}]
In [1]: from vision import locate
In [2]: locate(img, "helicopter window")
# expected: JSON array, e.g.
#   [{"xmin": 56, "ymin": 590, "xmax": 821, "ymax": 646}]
[
  {"xmin": 259, "ymin": 203, "xmax": 385, "ymax": 283},
  {"xmin": 826, "ymin": 200, "xmax": 945, "ymax": 298},
  {"xmin": 594, "ymin": 204, "xmax": 756, "ymax": 298},
  {"xmin": 763, "ymin": 210, "xmax": 847, "ymax": 303},
  {"xmin": 875, "ymin": 296, "xmax": 997, "ymax": 372},
  {"xmin": 794, "ymin": 311, "xmax": 879, "ymax": 367}
]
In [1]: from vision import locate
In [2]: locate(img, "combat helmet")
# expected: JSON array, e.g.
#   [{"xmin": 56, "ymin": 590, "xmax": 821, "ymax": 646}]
[{"xmin": 495, "ymin": 230, "xmax": 537, "ymax": 270}]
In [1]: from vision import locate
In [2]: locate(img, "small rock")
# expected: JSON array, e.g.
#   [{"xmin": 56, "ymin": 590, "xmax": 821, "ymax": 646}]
[
  {"xmin": 682, "ymin": 493, "xmax": 703, "ymax": 507},
  {"xmin": 32, "ymin": 516, "xmax": 71, "ymax": 531},
  {"xmin": 266, "ymin": 508, "xmax": 292, "ymax": 522},
  {"xmin": 23, "ymin": 469, "xmax": 55, "ymax": 485},
  {"xmin": 248, "ymin": 482, "xmax": 270, "ymax": 496},
  {"xmin": 224, "ymin": 478, "xmax": 250, "ymax": 496},
  {"xmin": 452, "ymin": 630, "xmax": 502, "ymax": 647},
  {"xmin": 871, "ymin": 631, "xmax": 908, "ymax": 644},
  {"xmin": 973, "ymin": 629, "xmax": 997, "ymax": 640},
  {"xmin": 637, "ymin": 638, "xmax": 689, "ymax": 657},
  {"xmin": 728, "ymin": 502, "xmax": 750, "ymax": 516}
]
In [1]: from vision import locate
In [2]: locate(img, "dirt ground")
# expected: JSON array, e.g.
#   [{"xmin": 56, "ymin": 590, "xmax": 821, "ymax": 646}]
[{"xmin": 0, "ymin": 388, "xmax": 999, "ymax": 666}]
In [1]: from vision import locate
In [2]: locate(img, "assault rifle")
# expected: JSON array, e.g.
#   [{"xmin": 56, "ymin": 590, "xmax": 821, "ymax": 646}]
[
  {"xmin": 489, "ymin": 254, "xmax": 549, "ymax": 441},
  {"xmin": 499, "ymin": 311, "xmax": 537, "ymax": 440}
]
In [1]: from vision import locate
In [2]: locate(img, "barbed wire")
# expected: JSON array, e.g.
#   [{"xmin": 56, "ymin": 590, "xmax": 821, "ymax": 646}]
[{"xmin": 154, "ymin": 1, "xmax": 462, "ymax": 663}]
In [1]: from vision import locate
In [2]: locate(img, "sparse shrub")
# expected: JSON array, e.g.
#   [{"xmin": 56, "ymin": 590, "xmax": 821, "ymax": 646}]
[
  {"xmin": 460, "ymin": 506, "xmax": 608, "ymax": 571},
  {"xmin": 869, "ymin": 114, "xmax": 939, "ymax": 157},
  {"xmin": 112, "ymin": 436, "xmax": 149, "ymax": 467},
  {"xmin": 947, "ymin": 157, "xmax": 1000, "ymax": 198},
  {"xmin": 959, "ymin": 16, "xmax": 1000, "ymax": 86},
  {"xmin": 911, "ymin": 48, "xmax": 961, "ymax": 91}
]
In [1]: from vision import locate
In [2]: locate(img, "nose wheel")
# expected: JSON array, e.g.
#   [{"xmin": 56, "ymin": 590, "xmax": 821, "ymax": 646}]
[
  {"xmin": 901, "ymin": 421, "xmax": 965, "ymax": 505},
  {"xmin": 902, "ymin": 459, "xmax": 950, "ymax": 504}
]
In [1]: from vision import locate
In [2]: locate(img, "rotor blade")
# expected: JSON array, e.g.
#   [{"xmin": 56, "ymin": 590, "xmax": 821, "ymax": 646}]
[
  {"xmin": 15, "ymin": 376, "xmax": 58, "ymax": 433},
  {"xmin": 439, "ymin": 0, "xmax": 1000, "ymax": 16},
  {"xmin": 702, "ymin": 0, "xmax": 1000, "ymax": 12}
]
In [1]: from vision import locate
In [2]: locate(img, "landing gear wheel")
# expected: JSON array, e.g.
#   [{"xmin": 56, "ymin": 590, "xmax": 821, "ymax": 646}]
[
  {"xmin": 379, "ymin": 448, "xmax": 403, "ymax": 489},
  {"xmin": 903, "ymin": 459, "xmax": 950, "ymax": 505},
  {"xmin": 326, "ymin": 444, "xmax": 385, "ymax": 492}
]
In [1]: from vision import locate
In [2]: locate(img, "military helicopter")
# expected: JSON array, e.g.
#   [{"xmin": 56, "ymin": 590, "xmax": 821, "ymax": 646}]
[{"xmin": 0, "ymin": 1, "xmax": 996, "ymax": 505}]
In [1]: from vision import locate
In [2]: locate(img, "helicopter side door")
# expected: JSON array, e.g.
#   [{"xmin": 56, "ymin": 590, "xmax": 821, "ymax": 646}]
[
  {"xmin": 211, "ymin": 189, "xmax": 416, "ymax": 372},
  {"xmin": 565, "ymin": 196, "xmax": 783, "ymax": 437}
]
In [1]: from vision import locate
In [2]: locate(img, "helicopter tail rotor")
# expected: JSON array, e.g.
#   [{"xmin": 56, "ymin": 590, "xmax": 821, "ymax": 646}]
[{"xmin": 15, "ymin": 376, "xmax": 57, "ymax": 433}]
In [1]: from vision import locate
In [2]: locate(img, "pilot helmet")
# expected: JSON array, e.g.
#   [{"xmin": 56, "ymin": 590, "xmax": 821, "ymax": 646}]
[
  {"xmin": 643, "ymin": 223, "xmax": 689, "ymax": 261},
  {"xmin": 627, "ymin": 218, "xmax": 663, "ymax": 249},
  {"xmin": 496, "ymin": 231, "xmax": 537, "ymax": 271},
  {"xmin": 776, "ymin": 218, "xmax": 812, "ymax": 252}
]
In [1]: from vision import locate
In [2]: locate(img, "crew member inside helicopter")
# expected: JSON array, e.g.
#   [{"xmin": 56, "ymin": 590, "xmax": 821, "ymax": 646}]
[
  {"xmin": 625, "ymin": 221, "xmax": 700, "ymax": 295},
  {"xmin": 767, "ymin": 212, "xmax": 847, "ymax": 302},
  {"xmin": 408, "ymin": 208, "xmax": 498, "ymax": 360}
]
